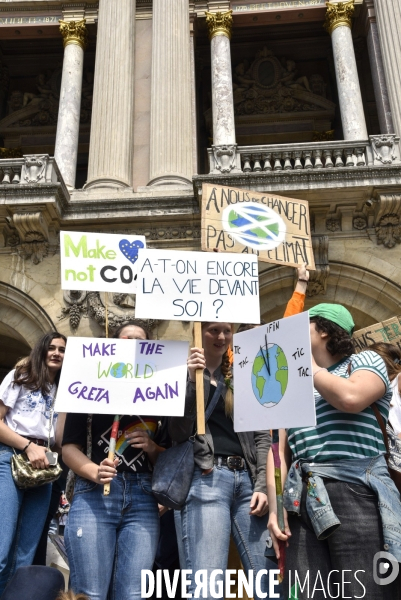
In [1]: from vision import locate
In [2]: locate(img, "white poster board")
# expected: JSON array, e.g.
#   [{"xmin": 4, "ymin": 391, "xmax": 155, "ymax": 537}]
[
  {"xmin": 60, "ymin": 231, "xmax": 146, "ymax": 293},
  {"xmin": 56, "ymin": 337, "xmax": 189, "ymax": 416},
  {"xmin": 135, "ymin": 249, "xmax": 260, "ymax": 324},
  {"xmin": 233, "ymin": 312, "xmax": 316, "ymax": 431}
]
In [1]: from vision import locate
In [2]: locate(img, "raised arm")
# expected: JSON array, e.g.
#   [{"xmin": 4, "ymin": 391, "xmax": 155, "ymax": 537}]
[{"xmin": 283, "ymin": 263, "xmax": 309, "ymax": 318}]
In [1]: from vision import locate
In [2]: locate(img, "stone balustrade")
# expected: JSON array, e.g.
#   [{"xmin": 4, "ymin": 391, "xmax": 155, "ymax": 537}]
[
  {"xmin": 0, "ymin": 154, "xmax": 65, "ymax": 187},
  {"xmin": 208, "ymin": 135, "xmax": 401, "ymax": 173}
]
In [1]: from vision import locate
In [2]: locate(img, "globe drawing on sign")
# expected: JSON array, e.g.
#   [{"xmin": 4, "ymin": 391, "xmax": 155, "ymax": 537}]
[
  {"xmin": 110, "ymin": 363, "xmax": 129, "ymax": 378},
  {"xmin": 222, "ymin": 203, "xmax": 286, "ymax": 250},
  {"xmin": 251, "ymin": 344, "xmax": 288, "ymax": 408}
]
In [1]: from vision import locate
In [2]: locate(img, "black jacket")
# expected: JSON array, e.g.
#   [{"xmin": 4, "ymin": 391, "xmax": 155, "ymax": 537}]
[{"xmin": 168, "ymin": 366, "xmax": 271, "ymax": 495}]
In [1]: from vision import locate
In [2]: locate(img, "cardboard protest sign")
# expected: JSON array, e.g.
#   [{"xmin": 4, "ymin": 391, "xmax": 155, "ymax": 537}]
[
  {"xmin": 233, "ymin": 311, "xmax": 315, "ymax": 431},
  {"xmin": 134, "ymin": 249, "xmax": 260, "ymax": 324},
  {"xmin": 202, "ymin": 183, "xmax": 315, "ymax": 269},
  {"xmin": 353, "ymin": 316, "xmax": 401, "ymax": 352},
  {"xmin": 55, "ymin": 337, "xmax": 188, "ymax": 416},
  {"xmin": 60, "ymin": 231, "xmax": 146, "ymax": 293}
]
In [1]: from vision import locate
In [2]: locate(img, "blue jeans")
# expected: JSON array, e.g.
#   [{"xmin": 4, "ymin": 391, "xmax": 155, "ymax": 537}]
[
  {"xmin": 65, "ymin": 472, "xmax": 159, "ymax": 600},
  {"xmin": 0, "ymin": 443, "xmax": 51, "ymax": 596},
  {"xmin": 174, "ymin": 465, "xmax": 282, "ymax": 600}
]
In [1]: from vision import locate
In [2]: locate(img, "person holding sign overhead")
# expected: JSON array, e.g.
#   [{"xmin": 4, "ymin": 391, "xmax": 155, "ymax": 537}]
[
  {"xmin": 168, "ymin": 266, "xmax": 310, "ymax": 600},
  {"xmin": 169, "ymin": 320, "xmax": 275, "ymax": 600},
  {"xmin": 267, "ymin": 305, "xmax": 401, "ymax": 599},
  {"xmin": 62, "ymin": 321, "xmax": 168, "ymax": 600},
  {"xmin": 0, "ymin": 332, "xmax": 66, "ymax": 595}
]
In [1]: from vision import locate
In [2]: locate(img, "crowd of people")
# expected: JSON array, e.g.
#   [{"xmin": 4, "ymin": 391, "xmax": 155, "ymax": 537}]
[{"xmin": 0, "ymin": 266, "xmax": 400, "ymax": 600}]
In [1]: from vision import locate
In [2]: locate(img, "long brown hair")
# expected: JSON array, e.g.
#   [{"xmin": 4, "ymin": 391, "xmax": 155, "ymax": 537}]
[
  {"xmin": 221, "ymin": 345, "xmax": 234, "ymax": 416},
  {"xmin": 13, "ymin": 331, "xmax": 67, "ymax": 394},
  {"xmin": 368, "ymin": 342, "xmax": 401, "ymax": 381}
]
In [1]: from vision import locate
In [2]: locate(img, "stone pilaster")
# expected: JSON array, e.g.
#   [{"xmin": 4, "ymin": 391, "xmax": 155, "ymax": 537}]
[
  {"xmin": 374, "ymin": 0, "xmax": 401, "ymax": 137},
  {"xmin": 54, "ymin": 20, "xmax": 88, "ymax": 190},
  {"xmin": 324, "ymin": 1, "xmax": 368, "ymax": 141},
  {"xmin": 86, "ymin": 0, "xmax": 136, "ymax": 190},
  {"xmin": 148, "ymin": 0, "xmax": 193, "ymax": 188},
  {"xmin": 206, "ymin": 10, "xmax": 240, "ymax": 174}
]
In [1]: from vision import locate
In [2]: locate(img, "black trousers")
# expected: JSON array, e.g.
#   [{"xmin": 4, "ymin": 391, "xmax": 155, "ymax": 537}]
[{"xmin": 284, "ymin": 479, "xmax": 400, "ymax": 600}]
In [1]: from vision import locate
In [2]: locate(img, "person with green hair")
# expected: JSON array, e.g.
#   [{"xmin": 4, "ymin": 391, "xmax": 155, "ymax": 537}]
[{"xmin": 267, "ymin": 304, "xmax": 401, "ymax": 599}]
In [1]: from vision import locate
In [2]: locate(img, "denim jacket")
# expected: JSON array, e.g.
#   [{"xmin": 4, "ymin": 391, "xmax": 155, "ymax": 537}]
[
  {"xmin": 168, "ymin": 366, "xmax": 271, "ymax": 495},
  {"xmin": 283, "ymin": 455, "xmax": 401, "ymax": 562}
]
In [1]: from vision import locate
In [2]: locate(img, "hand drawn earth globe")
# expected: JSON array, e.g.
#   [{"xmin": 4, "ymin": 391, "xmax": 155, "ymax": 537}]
[
  {"xmin": 110, "ymin": 363, "xmax": 129, "ymax": 378},
  {"xmin": 222, "ymin": 204, "xmax": 286, "ymax": 250},
  {"xmin": 251, "ymin": 344, "xmax": 288, "ymax": 408}
]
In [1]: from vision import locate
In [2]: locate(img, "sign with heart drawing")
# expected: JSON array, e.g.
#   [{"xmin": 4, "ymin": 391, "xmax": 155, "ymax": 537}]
[{"xmin": 60, "ymin": 231, "xmax": 146, "ymax": 293}]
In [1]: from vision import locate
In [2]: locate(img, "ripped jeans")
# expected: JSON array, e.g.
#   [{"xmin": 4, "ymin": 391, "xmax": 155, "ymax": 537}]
[{"xmin": 65, "ymin": 473, "xmax": 159, "ymax": 600}]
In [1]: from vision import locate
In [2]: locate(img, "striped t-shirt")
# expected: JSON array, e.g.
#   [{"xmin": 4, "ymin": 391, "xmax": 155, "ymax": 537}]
[{"xmin": 288, "ymin": 351, "xmax": 391, "ymax": 462}]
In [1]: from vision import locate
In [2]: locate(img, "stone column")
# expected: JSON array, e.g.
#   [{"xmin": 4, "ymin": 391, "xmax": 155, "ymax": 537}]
[
  {"xmin": 206, "ymin": 10, "xmax": 240, "ymax": 174},
  {"xmin": 86, "ymin": 0, "xmax": 135, "ymax": 190},
  {"xmin": 374, "ymin": 0, "xmax": 401, "ymax": 136},
  {"xmin": 54, "ymin": 20, "xmax": 88, "ymax": 190},
  {"xmin": 324, "ymin": 1, "xmax": 368, "ymax": 141},
  {"xmin": 190, "ymin": 18, "xmax": 198, "ymax": 176},
  {"xmin": 365, "ymin": 1, "xmax": 394, "ymax": 134},
  {"xmin": 148, "ymin": 0, "xmax": 193, "ymax": 188}
]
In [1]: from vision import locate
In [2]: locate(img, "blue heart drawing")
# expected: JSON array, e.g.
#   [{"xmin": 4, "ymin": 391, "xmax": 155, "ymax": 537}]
[{"xmin": 119, "ymin": 239, "xmax": 144, "ymax": 264}]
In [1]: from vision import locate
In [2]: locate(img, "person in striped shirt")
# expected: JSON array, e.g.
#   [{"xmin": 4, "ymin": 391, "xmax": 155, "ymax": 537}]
[{"xmin": 267, "ymin": 304, "xmax": 401, "ymax": 600}]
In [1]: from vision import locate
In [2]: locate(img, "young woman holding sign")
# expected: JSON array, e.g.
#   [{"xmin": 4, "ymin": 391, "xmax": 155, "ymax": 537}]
[
  {"xmin": 169, "ymin": 270, "xmax": 310, "ymax": 600},
  {"xmin": 0, "ymin": 332, "xmax": 66, "ymax": 595},
  {"xmin": 62, "ymin": 321, "xmax": 168, "ymax": 600},
  {"xmin": 267, "ymin": 306, "xmax": 401, "ymax": 599}
]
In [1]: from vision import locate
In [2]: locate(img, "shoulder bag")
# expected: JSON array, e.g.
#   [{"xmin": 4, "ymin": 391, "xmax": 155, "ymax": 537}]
[
  {"xmin": 152, "ymin": 379, "xmax": 224, "ymax": 510},
  {"xmin": 11, "ymin": 393, "xmax": 62, "ymax": 489}
]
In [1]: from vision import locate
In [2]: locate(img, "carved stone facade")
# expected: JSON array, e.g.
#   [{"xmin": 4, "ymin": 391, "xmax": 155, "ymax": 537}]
[
  {"xmin": 375, "ymin": 194, "xmax": 401, "ymax": 248},
  {"xmin": 0, "ymin": 0, "xmax": 400, "ymax": 373},
  {"xmin": 60, "ymin": 290, "xmax": 159, "ymax": 335}
]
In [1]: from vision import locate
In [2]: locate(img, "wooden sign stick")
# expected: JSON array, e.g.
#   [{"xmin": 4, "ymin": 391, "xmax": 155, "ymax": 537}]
[
  {"xmin": 103, "ymin": 294, "xmax": 120, "ymax": 496},
  {"xmin": 193, "ymin": 322, "xmax": 205, "ymax": 435}
]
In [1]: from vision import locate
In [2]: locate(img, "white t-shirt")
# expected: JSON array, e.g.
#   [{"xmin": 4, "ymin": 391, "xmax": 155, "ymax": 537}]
[
  {"xmin": 390, "ymin": 375, "xmax": 401, "ymax": 435},
  {"xmin": 0, "ymin": 369, "xmax": 58, "ymax": 445}
]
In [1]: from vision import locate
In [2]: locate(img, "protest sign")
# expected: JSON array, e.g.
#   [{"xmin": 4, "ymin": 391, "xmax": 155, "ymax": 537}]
[
  {"xmin": 353, "ymin": 316, "xmax": 401, "ymax": 352},
  {"xmin": 233, "ymin": 311, "xmax": 315, "ymax": 431},
  {"xmin": 202, "ymin": 183, "xmax": 315, "ymax": 269},
  {"xmin": 55, "ymin": 337, "xmax": 189, "ymax": 416},
  {"xmin": 134, "ymin": 249, "xmax": 261, "ymax": 324},
  {"xmin": 60, "ymin": 231, "xmax": 146, "ymax": 293}
]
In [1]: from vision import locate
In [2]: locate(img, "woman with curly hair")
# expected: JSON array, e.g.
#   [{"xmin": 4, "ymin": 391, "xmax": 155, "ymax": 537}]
[
  {"xmin": 267, "ymin": 305, "xmax": 401, "ymax": 600},
  {"xmin": 0, "ymin": 332, "xmax": 66, "ymax": 595}
]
